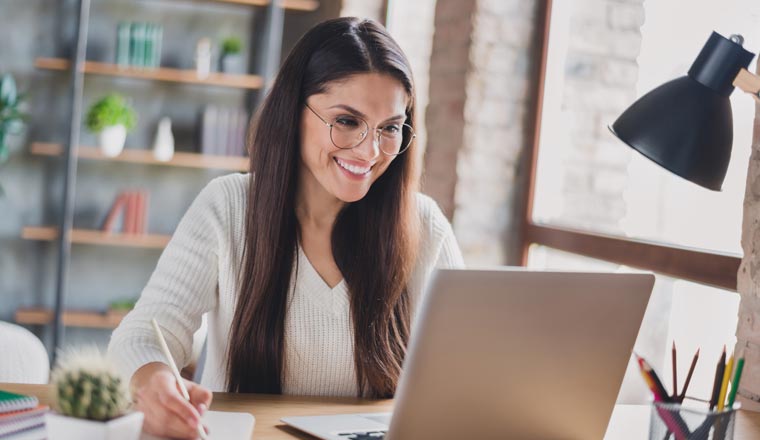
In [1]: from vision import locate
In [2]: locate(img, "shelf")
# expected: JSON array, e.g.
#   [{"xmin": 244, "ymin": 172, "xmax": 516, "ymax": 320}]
[
  {"xmin": 30, "ymin": 142, "xmax": 249, "ymax": 171},
  {"xmin": 35, "ymin": 57, "xmax": 264, "ymax": 90},
  {"xmin": 213, "ymin": 0, "xmax": 319, "ymax": 10},
  {"xmin": 15, "ymin": 307, "xmax": 126, "ymax": 329},
  {"xmin": 22, "ymin": 226, "xmax": 171, "ymax": 249}
]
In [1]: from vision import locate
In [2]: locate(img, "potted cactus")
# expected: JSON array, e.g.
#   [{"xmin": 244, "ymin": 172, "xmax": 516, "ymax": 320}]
[
  {"xmin": 85, "ymin": 93, "xmax": 137, "ymax": 157},
  {"xmin": 46, "ymin": 347, "xmax": 143, "ymax": 440}
]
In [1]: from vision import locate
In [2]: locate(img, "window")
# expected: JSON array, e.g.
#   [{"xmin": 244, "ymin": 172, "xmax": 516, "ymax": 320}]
[{"xmin": 523, "ymin": 0, "xmax": 755, "ymax": 403}]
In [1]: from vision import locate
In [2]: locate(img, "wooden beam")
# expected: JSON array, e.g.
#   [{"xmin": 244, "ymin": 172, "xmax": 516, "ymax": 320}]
[{"xmin": 526, "ymin": 223, "xmax": 741, "ymax": 291}]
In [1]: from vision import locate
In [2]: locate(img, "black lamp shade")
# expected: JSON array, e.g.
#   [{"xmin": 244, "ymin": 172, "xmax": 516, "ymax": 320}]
[{"xmin": 610, "ymin": 32, "xmax": 754, "ymax": 191}]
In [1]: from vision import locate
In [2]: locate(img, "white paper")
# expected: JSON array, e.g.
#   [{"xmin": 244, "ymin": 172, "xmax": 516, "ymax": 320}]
[{"xmin": 140, "ymin": 410, "xmax": 254, "ymax": 440}]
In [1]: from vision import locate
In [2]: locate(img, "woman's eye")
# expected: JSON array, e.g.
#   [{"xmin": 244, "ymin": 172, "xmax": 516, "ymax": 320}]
[
  {"xmin": 335, "ymin": 117, "xmax": 360, "ymax": 128},
  {"xmin": 382, "ymin": 125, "xmax": 401, "ymax": 135}
]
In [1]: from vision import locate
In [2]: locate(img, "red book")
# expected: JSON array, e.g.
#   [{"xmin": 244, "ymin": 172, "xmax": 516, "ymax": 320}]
[
  {"xmin": 123, "ymin": 191, "xmax": 137, "ymax": 234},
  {"xmin": 102, "ymin": 193, "xmax": 128, "ymax": 233},
  {"xmin": 141, "ymin": 190, "xmax": 150, "ymax": 234}
]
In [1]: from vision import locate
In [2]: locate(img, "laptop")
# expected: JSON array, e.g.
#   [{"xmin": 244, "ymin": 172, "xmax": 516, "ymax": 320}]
[{"xmin": 281, "ymin": 268, "xmax": 655, "ymax": 439}]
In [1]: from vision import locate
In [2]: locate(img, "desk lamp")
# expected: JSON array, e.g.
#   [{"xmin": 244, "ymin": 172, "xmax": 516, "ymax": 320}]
[{"xmin": 610, "ymin": 32, "xmax": 760, "ymax": 190}]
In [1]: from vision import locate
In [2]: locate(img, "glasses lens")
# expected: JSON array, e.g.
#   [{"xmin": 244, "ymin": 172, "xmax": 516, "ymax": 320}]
[
  {"xmin": 379, "ymin": 123, "xmax": 415, "ymax": 156},
  {"xmin": 330, "ymin": 116, "xmax": 369, "ymax": 149}
]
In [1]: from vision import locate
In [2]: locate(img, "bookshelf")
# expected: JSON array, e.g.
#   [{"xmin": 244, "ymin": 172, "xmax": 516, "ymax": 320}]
[
  {"xmin": 35, "ymin": 58, "xmax": 265, "ymax": 90},
  {"xmin": 17, "ymin": 0, "xmax": 324, "ymax": 358},
  {"xmin": 30, "ymin": 142, "xmax": 249, "ymax": 171},
  {"xmin": 15, "ymin": 308, "xmax": 125, "ymax": 329},
  {"xmin": 213, "ymin": 0, "xmax": 319, "ymax": 11},
  {"xmin": 21, "ymin": 226, "xmax": 171, "ymax": 249}
]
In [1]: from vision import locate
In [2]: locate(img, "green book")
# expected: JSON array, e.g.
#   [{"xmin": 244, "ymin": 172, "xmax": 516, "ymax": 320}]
[
  {"xmin": 130, "ymin": 22, "xmax": 145, "ymax": 67},
  {"xmin": 116, "ymin": 21, "xmax": 130, "ymax": 67},
  {"xmin": 0, "ymin": 390, "xmax": 38, "ymax": 414},
  {"xmin": 144, "ymin": 24, "xmax": 154, "ymax": 69}
]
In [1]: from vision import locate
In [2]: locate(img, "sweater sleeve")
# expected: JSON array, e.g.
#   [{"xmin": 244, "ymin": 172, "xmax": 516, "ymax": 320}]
[
  {"xmin": 107, "ymin": 178, "xmax": 227, "ymax": 383},
  {"xmin": 430, "ymin": 206, "xmax": 465, "ymax": 270}
]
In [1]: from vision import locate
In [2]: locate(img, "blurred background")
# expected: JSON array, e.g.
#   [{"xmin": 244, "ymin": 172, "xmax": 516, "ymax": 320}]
[{"xmin": 1, "ymin": 0, "xmax": 758, "ymax": 404}]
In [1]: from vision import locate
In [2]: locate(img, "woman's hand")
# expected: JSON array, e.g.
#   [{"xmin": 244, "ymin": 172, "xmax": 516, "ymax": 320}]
[{"xmin": 131, "ymin": 362, "xmax": 213, "ymax": 439}]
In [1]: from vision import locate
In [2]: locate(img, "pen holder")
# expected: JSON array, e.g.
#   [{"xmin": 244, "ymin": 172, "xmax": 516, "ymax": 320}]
[{"xmin": 649, "ymin": 402, "xmax": 739, "ymax": 440}]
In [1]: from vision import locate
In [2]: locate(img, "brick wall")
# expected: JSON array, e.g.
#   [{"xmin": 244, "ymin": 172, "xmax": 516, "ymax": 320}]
[
  {"xmin": 424, "ymin": 0, "xmax": 541, "ymax": 265},
  {"xmin": 735, "ymin": 57, "xmax": 760, "ymax": 411}
]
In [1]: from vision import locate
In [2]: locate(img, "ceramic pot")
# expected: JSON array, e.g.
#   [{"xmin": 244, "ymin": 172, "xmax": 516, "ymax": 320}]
[{"xmin": 99, "ymin": 124, "xmax": 127, "ymax": 157}]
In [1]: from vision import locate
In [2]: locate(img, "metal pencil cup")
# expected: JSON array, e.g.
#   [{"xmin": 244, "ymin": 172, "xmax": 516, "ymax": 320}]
[{"xmin": 649, "ymin": 402, "xmax": 739, "ymax": 440}]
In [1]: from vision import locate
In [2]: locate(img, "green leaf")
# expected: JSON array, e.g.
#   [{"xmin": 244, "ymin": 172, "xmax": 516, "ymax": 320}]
[
  {"xmin": 0, "ymin": 74, "xmax": 17, "ymax": 107},
  {"xmin": 85, "ymin": 93, "xmax": 137, "ymax": 133}
]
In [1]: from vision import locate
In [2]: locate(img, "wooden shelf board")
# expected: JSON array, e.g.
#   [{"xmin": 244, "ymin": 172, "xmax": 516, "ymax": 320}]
[
  {"xmin": 15, "ymin": 307, "xmax": 126, "ymax": 329},
  {"xmin": 213, "ymin": 0, "xmax": 319, "ymax": 10},
  {"xmin": 35, "ymin": 57, "xmax": 264, "ymax": 90},
  {"xmin": 30, "ymin": 142, "xmax": 248, "ymax": 171},
  {"xmin": 22, "ymin": 226, "xmax": 171, "ymax": 249}
]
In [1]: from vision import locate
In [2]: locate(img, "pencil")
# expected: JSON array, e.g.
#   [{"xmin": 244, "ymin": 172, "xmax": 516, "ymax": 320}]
[
  {"xmin": 677, "ymin": 348, "xmax": 699, "ymax": 403},
  {"xmin": 726, "ymin": 357, "xmax": 745, "ymax": 408},
  {"xmin": 709, "ymin": 346, "xmax": 726, "ymax": 410},
  {"xmin": 636, "ymin": 354, "xmax": 671, "ymax": 402},
  {"xmin": 717, "ymin": 354, "xmax": 734, "ymax": 411},
  {"xmin": 151, "ymin": 318, "xmax": 208, "ymax": 440},
  {"xmin": 671, "ymin": 342, "xmax": 678, "ymax": 399}
]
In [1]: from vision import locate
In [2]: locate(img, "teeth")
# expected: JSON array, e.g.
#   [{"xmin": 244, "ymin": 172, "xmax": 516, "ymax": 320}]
[{"xmin": 335, "ymin": 158, "xmax": 371, "ymax": 175}]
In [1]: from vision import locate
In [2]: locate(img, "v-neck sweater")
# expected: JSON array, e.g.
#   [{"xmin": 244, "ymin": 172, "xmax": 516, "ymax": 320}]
[{"xmin": 107, "ymin": 173, "xmax": 464, "ymax": 396}]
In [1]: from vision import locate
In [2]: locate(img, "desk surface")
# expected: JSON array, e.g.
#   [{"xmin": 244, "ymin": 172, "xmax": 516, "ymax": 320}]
[{"xmin": 4, "ymin": 383, "xmax": 760, "ymax": 439}]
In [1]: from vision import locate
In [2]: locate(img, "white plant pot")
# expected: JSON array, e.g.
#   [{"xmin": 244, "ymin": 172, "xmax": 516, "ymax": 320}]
[
  {"xmin": 99, "ymin": 124, "xmax": 127, "ymax": 157},
  {"xmin": 45, "ymin": 411, "xmax": 143, "ymax": 440}
]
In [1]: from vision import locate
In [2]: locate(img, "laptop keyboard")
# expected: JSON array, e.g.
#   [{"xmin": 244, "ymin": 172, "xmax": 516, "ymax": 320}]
[{"xmin": 337, "ymin": 431, "xmax": 386, "ymax": 439}]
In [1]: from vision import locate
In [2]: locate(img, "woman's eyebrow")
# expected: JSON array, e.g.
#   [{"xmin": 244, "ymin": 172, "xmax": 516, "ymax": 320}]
[{"xmin": 328, "ymin": 104, "xmax": 405, "ymax": 122}]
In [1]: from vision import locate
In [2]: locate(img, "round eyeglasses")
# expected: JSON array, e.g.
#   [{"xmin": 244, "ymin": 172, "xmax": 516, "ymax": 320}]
[{"xmin": 305, "ymin": 103, "xmax": 415, "ymax": 156}]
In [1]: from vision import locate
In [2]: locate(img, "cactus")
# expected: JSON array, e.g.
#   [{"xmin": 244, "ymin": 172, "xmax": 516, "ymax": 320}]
[{"xmin": 51, "ymin": 347, "xmax": 131, "ymax": 421}]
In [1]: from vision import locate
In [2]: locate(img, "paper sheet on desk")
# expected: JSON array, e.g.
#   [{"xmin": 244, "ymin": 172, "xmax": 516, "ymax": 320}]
[{"xmin": 140, "ymin": 410, "xmax": 255, "ymax": 440}]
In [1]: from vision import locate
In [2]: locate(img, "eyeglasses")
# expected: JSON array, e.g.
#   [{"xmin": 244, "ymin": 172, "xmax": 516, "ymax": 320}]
[{"xmin": 305, "ymin": 103, "xmax": 415, "ymax": 156}]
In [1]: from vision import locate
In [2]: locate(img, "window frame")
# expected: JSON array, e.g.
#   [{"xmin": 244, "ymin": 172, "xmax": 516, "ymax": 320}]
[{"xmin": 517, "ymin": 0, "xmax": 742, "ymax": 292}]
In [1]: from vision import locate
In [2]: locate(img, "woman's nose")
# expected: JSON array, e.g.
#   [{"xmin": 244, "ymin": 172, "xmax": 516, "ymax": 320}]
[{"xmin": 353, "ymin": 129, "xmax": 381, "ymax": 160}]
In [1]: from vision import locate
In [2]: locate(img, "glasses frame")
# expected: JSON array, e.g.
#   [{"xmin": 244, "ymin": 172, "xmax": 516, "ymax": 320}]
[{"xmin": 305, "ymin": 102, "xmax": 415, "ymax": 156}]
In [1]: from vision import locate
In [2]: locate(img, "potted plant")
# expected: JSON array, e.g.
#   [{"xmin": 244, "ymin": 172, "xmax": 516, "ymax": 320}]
[
  {"xmin": 46, "ymin": 347, "xmax": 143, "ymax": 440},
  {"xmin": 219, "ymin": 36, "xmax": 244, "ymax": 74},
  {"xmin": 85, "ymin": 93, "xmax": 137, "ymax": 157},
  {"xmin": 0, "ymin": 74, "xmax": 28, "ymax": 195}
]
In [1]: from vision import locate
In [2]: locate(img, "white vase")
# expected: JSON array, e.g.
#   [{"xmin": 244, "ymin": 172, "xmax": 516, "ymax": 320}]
[
  {"xmin": 99, "ymin": 124, "xmax": 127, "ymax": 157},
  {"xmin": 45, "ymin": 411, "xmax": 144, "ymax": 440},
  {"xmin": 152, "ymin": 117, "xmax": 174, "ymax": 162}
]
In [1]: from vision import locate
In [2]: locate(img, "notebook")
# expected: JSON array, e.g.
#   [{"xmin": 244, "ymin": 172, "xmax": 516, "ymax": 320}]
[
  {"xmin": 140, "ymin": 410, "xmax": 254, "ymax": 440},
  {"xmin": 0, "ymin": 392, "xmax": 38, "ymax": 414},
  {"xmin": 0, "ymin": 405, "xmax": 48, "ymax": 437}
]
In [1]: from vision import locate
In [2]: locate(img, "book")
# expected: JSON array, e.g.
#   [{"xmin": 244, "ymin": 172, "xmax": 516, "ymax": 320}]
[
  {"xmin": 102, "ymin": 193, "xmax": 128, "ymax": 233},
  {"xmin": 124, "ymin": 191, "xmax": 137, "ymax": 234},
  {"xmin": 116, "ymin": 22, "xmax": 130, "ymax": 67},
  {"xmin": 201, "ymin": 105, "xmax": 217, "ymax": 156},
  {"xmin": 217, "ymin": 107, "xmax": 229, "ymax": 158},
  {"xmin": 0, "ymin": 391, "xmax": 37, "ymax": 415},
  {"xmin": 130, "ymin": 22, "xmax": 145, "ymax": 67},
  {"xmin": 0, "ymin": 405, "xmax": 48, "ymax": 437},
  {"xmin": 144, "ymin": 23, "xmax": 154, "ymax": 69}
]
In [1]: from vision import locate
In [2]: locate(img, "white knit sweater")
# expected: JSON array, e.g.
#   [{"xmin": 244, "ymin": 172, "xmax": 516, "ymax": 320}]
[{"xmin": 107, "ymin": 173, "xmax": 464, "ymax": 396}]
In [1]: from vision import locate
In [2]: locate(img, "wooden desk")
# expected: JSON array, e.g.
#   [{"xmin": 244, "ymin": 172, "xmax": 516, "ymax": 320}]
[{"xmin": 4, "ymin": 383, "xmax": 760, "ymax": 439}]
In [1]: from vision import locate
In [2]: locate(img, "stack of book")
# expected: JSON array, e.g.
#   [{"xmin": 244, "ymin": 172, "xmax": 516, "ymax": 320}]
[
  {"xmin": 102, "ymin": 190, "xmax": 150, "ymax": 234},
  {"xmin": 116, "ymin": 21, "xmax": 163, "ymax": 68},
  {"xmin": 200, "ymin": 105, "xmax": 249, "ymax": 157},
  {"xmin": 0, "ymin": 391, "xmax": 48, "ymax": 438}
]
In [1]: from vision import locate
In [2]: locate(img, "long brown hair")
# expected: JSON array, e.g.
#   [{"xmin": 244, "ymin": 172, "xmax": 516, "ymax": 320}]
[{"xmin": 226, "ymin": 17, "xmax": 420, "ymax": 398}]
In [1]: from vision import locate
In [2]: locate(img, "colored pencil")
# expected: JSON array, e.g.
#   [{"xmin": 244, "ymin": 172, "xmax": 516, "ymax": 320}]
[
  {"xmin": 671, "ymin": 342, "xmax": 678, "ymax": 399},
  {"xmin": 677, "ymin": 348, "xmax": 699, "ymax": 403},
  {"xmin": 709, "ymin": 346, "xmax": 727, "ymax": 410},
  {"xmin": 726, "ymin": 357, "xmax": 745, "ymax": 408},
  {"xmin": 717, "ymin": 355, "xmax": 734, "ymax": 411}
]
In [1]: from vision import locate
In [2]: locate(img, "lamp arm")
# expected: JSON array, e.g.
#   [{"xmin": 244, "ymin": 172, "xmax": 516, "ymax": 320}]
[{"xmin": 733, "ymin": 68, "xmax": 760, "ymax": 102}]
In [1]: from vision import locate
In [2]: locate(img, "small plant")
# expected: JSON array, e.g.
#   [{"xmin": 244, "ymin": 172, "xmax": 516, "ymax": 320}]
[
  {"xmin": 0, "ymin": 74, "xmax": 27, "ymax": 164},
  {"xmin": 51, "ymin": 347, "xmax": 130, "ymax": 421},
  {"xmin": 85, "ymin": 94, "xmax": 137, "ymax": 134},
  {"xmin": 221, "ymin": 36, "xmax": 243, "ymax": 56}
]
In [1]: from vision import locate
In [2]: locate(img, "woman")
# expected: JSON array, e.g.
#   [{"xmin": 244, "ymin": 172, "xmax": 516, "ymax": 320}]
[{"xmin": 108, "ymin": 17, "xmax": 463, "ymax": 439}]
